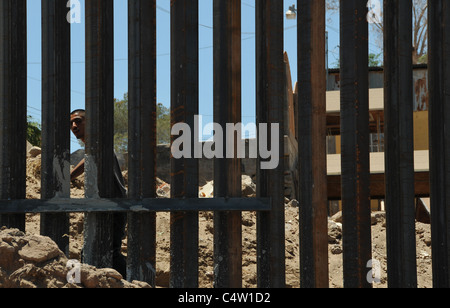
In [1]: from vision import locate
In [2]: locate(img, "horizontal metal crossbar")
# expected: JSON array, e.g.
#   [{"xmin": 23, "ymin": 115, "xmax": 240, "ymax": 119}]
[{"xmin": 0, "ymin": 198, "xmax": 271, "ymax": 214}]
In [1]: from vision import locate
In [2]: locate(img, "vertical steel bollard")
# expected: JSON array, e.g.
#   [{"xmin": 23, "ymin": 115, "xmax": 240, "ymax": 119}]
[
  {"xmin": 428, "ymin": 0, "xmax": 450, "ymax": 288},
  {"xmin": 383, "ymin": 0, "xmax": 417, "ymax": 288},
  {"xmin": 340, "ymin": 0, "xmax": 372, "ymax": 288},
  {"xmin": 170, "ymin": 0, "xmax": 200, "ymax": 288},
  {"xmin": 213, "ymin": 0, "xmax": 242, "ymax": 288},
  {"xmin": 256, "ymin": 0, "xmax": 286, "ymax": 288},
  {"xmin": 83, "ymin": 0, "xmax": 115, "ymax": 269},
  {"xmin": 297, "ymin": 0, "xmax": 329, "ymax": 288},
  {"xmin": 0, "ymin": 0, "xmax": 27, "ymax": 231},
  {"xmin": 41, "ymin": 0, "xmax": 71, "ymax": 256},
  {"xmin": 127, "ymin": 0, "xmax": 157, "ymax": 285}
]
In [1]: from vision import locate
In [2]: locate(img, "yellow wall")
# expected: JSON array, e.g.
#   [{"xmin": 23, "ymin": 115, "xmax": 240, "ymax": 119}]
[
  {"xmin": 335, "ymin": 135, "xmax": 341, "ymax": 155},
  {"xmin": 331, "ymin": 110, "xmax": 429, "ymax": 153},
  {"xmin": 328, "ymin": 111, "xmax": 428, "ymax": 210},
  {"xmin": 413, "ymin": 111, "xmax": 429, "ymax": 151}
]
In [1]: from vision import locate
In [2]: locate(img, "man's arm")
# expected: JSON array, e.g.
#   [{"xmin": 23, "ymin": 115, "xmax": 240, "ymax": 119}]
[{"xmin": 70, "ymin": 158, "xmax": 85, "ymax": 181}]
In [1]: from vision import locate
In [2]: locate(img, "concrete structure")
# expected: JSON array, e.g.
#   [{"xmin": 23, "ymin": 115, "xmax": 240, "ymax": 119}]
[{"xmin": 284, "ymin": 54, "xmax": 431, "ymax": 212}]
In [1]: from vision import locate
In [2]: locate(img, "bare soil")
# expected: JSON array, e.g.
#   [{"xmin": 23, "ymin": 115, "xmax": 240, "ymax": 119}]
[{"xmin": 21, "ymin": 153, "xmax": 433, "ymax": 288}]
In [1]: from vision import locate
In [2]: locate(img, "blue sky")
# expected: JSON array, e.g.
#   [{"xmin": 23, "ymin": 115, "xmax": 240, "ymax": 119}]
[{"xmin": 26, "ymin": 0, "xmax": 380, "ymax": 152}]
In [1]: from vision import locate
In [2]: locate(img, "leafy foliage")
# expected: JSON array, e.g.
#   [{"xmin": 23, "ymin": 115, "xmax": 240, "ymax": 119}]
[
  {"xmin": 113, "ymin": 93, "xmax": 171, "ymax": 154},
  {"xmin": 332, "ymin": 52, "xmax": 382, "ymax": 68},
  {"xmin": 368, "ymin": 53, "xmax": 382, "ymax": 67},
  {"xmin": 156, "ymin": 103, "xmax": 170, "ymax": 145},
  {"xmin": 114, "ymin": 93, "xmax": 129, "ymax": 154},
  {"xmin": 27, "ymin": 116, "xmax": 42, "ymax": 147}
]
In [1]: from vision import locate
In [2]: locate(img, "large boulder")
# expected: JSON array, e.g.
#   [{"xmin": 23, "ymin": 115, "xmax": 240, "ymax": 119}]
[{"xmin": 0, "ymin": 228, "xmax": 151, "ymax": 288}]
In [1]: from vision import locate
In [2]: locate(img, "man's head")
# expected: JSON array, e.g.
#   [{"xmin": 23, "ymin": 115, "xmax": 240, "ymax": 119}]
[{"xmin": 70, "ymin": 109, "xmax": 86, "ymax": 143}]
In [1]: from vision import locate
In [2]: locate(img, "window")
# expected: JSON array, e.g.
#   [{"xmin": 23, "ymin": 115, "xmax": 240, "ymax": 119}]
[{"xmin": 370, "ymin": 133, "xmax": 384, "ymax": 153}]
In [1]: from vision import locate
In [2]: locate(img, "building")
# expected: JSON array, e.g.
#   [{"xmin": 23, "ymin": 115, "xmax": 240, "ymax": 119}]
[{"xmin": 284, "ymin": 53, "xmax": 430, "ymax": 215}]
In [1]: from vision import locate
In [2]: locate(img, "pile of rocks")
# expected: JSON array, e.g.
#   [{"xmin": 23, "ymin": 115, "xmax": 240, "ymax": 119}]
[
  {"xmin": 327, "ymin": 211, "xmax": 387, "ymax": 256},
  {"xmin": 0, "ymin": 228, "xmax": 150, "ymax": 288}
]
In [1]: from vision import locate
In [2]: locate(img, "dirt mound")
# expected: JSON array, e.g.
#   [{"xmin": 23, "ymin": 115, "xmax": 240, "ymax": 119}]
[
  {"xmin": 0, "ymin": 228, "xmax": 150, "ymax": 288},
  {"xmin": 0, "ymin": 152, "xmax": 435, "ymax": 288}
]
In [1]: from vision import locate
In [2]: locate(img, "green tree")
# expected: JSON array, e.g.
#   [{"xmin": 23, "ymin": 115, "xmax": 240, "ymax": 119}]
[
  {"xmin": 113, "ymin": 93, "xmax": 171, "ymax": 153},
  {"xmin": 156, "ymin": 103, "xmax": 170, "ymax": 145},
  {"xmin": 27, "ymin": 116, "xmax": 42, "ymax": 147},
  {"xmin": 331, "ymin": 51, "xmax": 382, "ymax": 68},
  {"xmin": 368, "ymin": 52, "xmax": 382, "ymax": 67},
  {"xmin": 114, "ymin": 93, "xmax": 129, "ymax": 154}
]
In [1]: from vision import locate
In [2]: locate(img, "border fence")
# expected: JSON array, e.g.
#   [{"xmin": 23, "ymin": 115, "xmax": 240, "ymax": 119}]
[{"xmin": 0, "ymin": 0, "xmax": 448, "ymax": 288}]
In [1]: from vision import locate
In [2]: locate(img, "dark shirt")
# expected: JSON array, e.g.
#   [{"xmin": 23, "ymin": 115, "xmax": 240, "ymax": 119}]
[{"xmin": 113, "ymin": 152, "xmax": 127, "ymax": 198}]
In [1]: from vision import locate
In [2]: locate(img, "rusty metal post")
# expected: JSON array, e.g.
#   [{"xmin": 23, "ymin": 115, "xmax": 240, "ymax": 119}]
[
  {"xmin": 340, "ymin": 0, "xmax": 372, "ymax": 288},
  {"xmin": 83, "ymin": 0, "xmax": 115, "ymax": 269},
  {"xmin": 40, "ymin": 0, "xmax": 71, "ymax": 255},
  {"xmin": 255, "ymin": 0, "xmax": 285, "ymax": 288},
  {"xmin": 213, "ymin": 0, "xmax": 242, "ymax": 288},
  {"xmin": 428, "ymin": 0, "xmax": 450, "ymax": 288},
  {"xmin": 170, "ymin": 0, "xmax": 199, "ymax": 288},
  {"xmin": 297, "ymin": 0, "xmax": 329, "ymax": 288},
  {"xmin": 383, "ymin": 0, "xmax": 417, "ymax": 288},
  {"xmin": 0, "ymin": 0, "xmax": 27, "ymax": 231},
  {"xmin": 127, "ymin": 0, "xmax": 157, "ymax": 285}
]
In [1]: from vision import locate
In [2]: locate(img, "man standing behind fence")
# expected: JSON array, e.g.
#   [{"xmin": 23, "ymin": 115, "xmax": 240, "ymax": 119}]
[{"xmin": 70, "ymin": 109, "xmax": 127, "ymax": 277}]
